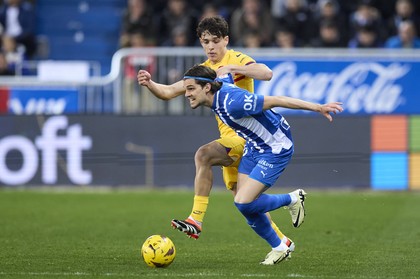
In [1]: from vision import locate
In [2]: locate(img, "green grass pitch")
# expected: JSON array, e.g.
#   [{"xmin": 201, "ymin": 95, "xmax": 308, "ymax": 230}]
[{"xmin": 0, "ymin": 189, "xmax": 419, "ymax": 279}]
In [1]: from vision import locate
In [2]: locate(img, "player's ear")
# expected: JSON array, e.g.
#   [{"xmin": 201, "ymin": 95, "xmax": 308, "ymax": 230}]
[
  {"xmin": 205, "ymin": 83, "xmax": 212, "ymax": 92},
  {"xmin": 224, "ymin": 36, "xmax": 229, "ymax": 45}
]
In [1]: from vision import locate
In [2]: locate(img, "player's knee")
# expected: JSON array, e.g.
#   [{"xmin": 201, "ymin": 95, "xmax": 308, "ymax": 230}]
[
  {"xmin": 233, "ymin": 190, "xmax": 253, "ymax": 204},
  {"xmin": 234, "ymin": 201, "xmax": 255, "ymax": 215},
  {"xmin": 194, "ymin": 144, "xmax": 213, "ymax": 166}
]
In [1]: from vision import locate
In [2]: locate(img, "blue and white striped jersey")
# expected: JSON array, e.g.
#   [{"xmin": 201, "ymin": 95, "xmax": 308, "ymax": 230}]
[{"xmin": 211, "ymin": 82, "xmax": 293, "ymax": 154}]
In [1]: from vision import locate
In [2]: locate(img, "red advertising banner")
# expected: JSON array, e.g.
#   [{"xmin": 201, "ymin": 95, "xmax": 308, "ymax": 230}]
[{"xmin": 0, "ymin": 87, "xmax": 9, "ymax": 114}]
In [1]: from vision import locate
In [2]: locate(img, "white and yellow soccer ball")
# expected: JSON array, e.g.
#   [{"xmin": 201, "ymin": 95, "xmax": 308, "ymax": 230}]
[{"xmin": 141, "ymin": 235, "xmax": 176, "ymax": 268}]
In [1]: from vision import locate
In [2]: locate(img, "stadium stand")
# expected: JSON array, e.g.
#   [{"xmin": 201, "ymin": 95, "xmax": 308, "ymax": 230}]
[
  {"xmin": 1, "ymin": 0, "xmax": 419, "ymax": 78},
  {"xmin": 36, "ymin": 0, "xmax": 125, "ymax": 75}
]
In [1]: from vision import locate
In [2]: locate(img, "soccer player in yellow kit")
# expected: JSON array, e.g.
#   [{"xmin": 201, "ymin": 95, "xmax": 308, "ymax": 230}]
[{"xmin": 137, "ymin": 16, "xmax": 295, "ymax": 251}]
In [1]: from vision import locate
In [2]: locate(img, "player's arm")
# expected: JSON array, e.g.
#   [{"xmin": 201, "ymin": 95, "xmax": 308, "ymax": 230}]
[
  {"xmin": 137, "ymin": 70, "xmax": 185, "ymax": 100},
  {"xmin": 216, "ymin": 63, "xmax": 273, "ymax": 81},
  {"xmin": 263, "ymin": 96, "xmax": 343, "ymax": 122}
]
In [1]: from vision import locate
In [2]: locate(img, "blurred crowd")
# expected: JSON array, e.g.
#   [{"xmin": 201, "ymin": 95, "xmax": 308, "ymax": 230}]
[
  {"xmin": 0, "ymin": 0, "xmax": 36, "ymax": 75},
  {"xmin": 1, "ymin": 0, "xmax": 420, "ymax": 76},
  {"xmin": 120, "ymin": 0, "xmax": 420, "ymax": 49}
]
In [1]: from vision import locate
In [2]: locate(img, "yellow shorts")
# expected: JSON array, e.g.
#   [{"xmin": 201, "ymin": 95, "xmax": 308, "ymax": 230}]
[{"xmin": 215, "ymin": 136, "xmax": 245, "ymax": 191}]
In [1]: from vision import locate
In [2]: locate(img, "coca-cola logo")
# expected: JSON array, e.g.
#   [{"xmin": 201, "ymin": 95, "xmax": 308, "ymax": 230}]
[{"xmin": 258, "ymin": 62, "xmax": 410, "ymax": 113}]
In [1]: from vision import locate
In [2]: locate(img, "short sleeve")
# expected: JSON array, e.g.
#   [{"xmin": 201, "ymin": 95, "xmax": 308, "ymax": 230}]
[{"xmin": 235, "ymin": 51, "xmax": 256, "ymax": 66}]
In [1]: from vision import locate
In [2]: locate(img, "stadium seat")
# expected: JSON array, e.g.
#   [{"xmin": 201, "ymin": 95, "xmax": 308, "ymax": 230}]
[{"xmin": 36, "ymin": 0, "xmax": 124, "ymax": 75}]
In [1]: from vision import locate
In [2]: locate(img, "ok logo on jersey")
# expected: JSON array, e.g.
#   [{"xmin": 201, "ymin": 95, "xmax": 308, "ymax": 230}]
[{"xmin": 243, "ymin": 95, "xmax": 254, "ymax": 111}]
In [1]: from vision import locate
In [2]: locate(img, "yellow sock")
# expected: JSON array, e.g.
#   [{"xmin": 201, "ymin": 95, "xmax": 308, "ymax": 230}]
[
  {"xmin": 189, "ymin": 195, "xmax": 209, "ymax": 224},
  {"xmin": 271, "ymin": 220, "xmax": 285, "ymax": 239}
]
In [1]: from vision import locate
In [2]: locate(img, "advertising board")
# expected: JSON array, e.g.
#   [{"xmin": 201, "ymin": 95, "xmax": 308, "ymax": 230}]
[
  {"xmin": 255, "ymin": 58, "xmax": 420, "ymax": 114},
  {"xmin": 8, "ymin": 88, "xmax": 79, "ymax": 115},
  {"xmin": 0, "ymin": 115, "xmax": 370, "ymax": 188}
]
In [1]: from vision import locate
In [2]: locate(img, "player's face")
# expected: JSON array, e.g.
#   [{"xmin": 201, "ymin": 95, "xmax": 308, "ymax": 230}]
[
  {"xmin": 199, "ymin": 31, "xmax": 229, "ymax": 64},
  {"xmin": 184, "ymin": 79, "xmax": 212, "ymax": 109}
]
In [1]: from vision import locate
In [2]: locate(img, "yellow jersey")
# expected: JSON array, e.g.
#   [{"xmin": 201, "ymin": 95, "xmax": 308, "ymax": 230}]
[{"xmin": 201, "ymin": 49, "xmax": 256, "ymax": 138}]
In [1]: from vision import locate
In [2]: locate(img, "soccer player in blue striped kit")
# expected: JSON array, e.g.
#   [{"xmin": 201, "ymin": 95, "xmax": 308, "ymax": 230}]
[{"xmin": 182, "ymin": 64, "xmax": 343, "ymax": 265}]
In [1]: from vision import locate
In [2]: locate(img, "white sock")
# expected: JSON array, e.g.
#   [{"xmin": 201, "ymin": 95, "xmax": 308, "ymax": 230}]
[
  {"xmin": 289, "ymin": 193, "xmax": 297, "ymax": 205},
  {"xmin": 272, "ymin": 241, "xmax": 289, "ymax": 252}
]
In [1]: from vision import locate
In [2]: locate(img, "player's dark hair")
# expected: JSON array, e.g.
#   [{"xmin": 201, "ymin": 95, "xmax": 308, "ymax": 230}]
[
  {"xmin": 196, "ymin": 16, "xmax": 229, "ymax": 38},
  {"xmin": 184, "ymin": 65, "xmax": 222, "ymax": 92}
]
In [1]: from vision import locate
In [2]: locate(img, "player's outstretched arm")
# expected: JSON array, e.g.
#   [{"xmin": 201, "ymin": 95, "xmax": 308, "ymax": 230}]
[
  {"xmin": 216, "ymin": 63, "xmax": 273, "ymax": 81},
  {"xmin": 263, "ymin": 95, "xmax": 343, "ymax": 121},
  {"xmin": 137, "ymin": 70, "xmax": 185, "ymax": 100}
]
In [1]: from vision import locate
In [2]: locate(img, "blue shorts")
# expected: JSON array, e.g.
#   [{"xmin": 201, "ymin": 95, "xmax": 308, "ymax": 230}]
[{"xmin": 238, "ymin": 146, "xmax": 294, "ymax": 187}]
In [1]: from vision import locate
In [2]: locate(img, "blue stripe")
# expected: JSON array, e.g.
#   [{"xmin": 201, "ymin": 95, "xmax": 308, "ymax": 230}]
[{"xmin": 183, "ymin": 76, "xmax": 214, "ymax": 82}]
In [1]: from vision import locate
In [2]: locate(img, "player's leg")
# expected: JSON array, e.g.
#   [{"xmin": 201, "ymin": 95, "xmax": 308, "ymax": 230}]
[
  {"xmin": 234, "ymin": 173, "xmax": 292, "ymax": 265},
  {"xmin": 226, "ymin": 162, "xmax": 294, "ymax": 251},
  {"xmin": 224, "ymin": 142, "xmax": 294, "ymax": 251},
  {"xmin": 219, "ymin": 138, "xmax": 292, "ymax": 242},
  {"xmin": 187, "ymin": 137, "xmax": 292, "ymax": 242},
  {"xmin": 172, "ymin": 137, "xmax": 295, "ymax": 245},
  {"xmin": 171, "ymin": 140, "xmax": 235, "ymax": 238},
  {"xmin": 234, "ymin": 150, "xmax": 301, "ymax": 264}
]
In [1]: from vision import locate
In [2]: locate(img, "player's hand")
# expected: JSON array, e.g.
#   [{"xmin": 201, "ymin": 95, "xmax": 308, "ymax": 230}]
[
  {"xmin": 320, "ymin": 102, "xmax": 343, "ymax": 122},
  {"xmin": 137, "ymin": 70, "xmax": 152, "ymax": 86},
  {"xmin": 216, "ymin": 65, "xmax": 234, "ymax": 77}
]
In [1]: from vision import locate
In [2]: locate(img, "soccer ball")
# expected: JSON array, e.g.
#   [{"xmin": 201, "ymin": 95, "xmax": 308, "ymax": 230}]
[{"xmin": 141, "ymin": 235, "xmax": 176, "ymax": 268}]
